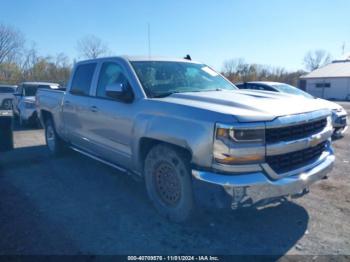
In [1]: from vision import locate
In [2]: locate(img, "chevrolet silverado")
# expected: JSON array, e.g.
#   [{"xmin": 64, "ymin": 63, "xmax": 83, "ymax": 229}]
[{"xmin": 36, "ymin": 56, "xmax": 335, "ymax": 222}]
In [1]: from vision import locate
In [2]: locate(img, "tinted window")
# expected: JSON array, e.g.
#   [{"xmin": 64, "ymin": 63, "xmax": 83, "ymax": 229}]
[
  {"xmin": 70, "ymin": 63, "xmax": 97, "ymax": 96},
  {"xmin": 247, "ymin": 84, "xmax": 274, "ymax": 91},
  {"xmin": 23, "ymin": 85, "xmax": 39, "ymax": 96},
  {"xmin": 0, "ymin": 87, "xmax": 15, "ymax": 93},
  {"xmin": 97, "ymin": 62, "xmax": 128, "ymax": 98}
]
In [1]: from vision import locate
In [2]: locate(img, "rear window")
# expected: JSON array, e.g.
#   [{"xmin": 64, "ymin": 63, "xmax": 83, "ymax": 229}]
[
  {"xmin": 0, "ymin": 87, "xmax": 15, "ymax": 93},
  {"xmin": 23, "ymin": 85, "xmax": 39, "ymax": 96},
  {"xmin": 70, "ymin": 63, "xmax": 97, "ymax": 96}
]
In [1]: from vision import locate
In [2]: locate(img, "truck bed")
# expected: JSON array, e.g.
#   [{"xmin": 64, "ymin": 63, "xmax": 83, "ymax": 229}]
[{"xmin": 36, "ymin": 89, "xmax": 65, "ymax": 128}]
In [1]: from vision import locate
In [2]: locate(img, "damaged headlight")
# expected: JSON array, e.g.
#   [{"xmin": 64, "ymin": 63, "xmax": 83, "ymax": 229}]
[
  {"xmin": 216, "ymin": 127, "xmax": 265, "ymax": 143},
  {"xmin": 214, "ymin": 123, "xmax": 265, "ymax": 165}
]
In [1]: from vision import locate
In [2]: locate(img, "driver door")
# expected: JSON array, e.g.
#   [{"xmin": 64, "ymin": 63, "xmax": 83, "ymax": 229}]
[{"xmin": 84, "ymin": 61, "xmax": 135, "ymax": 168}]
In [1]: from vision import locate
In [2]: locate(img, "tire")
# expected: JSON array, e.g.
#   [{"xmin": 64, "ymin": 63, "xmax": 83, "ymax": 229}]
[
  {"xmin": 0, "ymin": 118, "xmax": 13, "ymax": 152},
  {"xmin": 144, "ymin": 144, "xmax": 194, "ymax": 222},
  {"xmin": 45, "ymin": 118, "xmax": 66, "ymax": 156}
]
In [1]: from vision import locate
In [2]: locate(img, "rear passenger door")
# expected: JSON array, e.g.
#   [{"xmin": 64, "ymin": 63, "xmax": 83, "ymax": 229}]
[{"xmin": 63, "ymin": 63, "xmax": 97, "ymax": 153}]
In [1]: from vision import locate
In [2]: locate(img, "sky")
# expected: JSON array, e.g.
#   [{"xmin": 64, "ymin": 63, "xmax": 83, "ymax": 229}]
[{"xmin": 0, "ymin": 0, "xmax": 349, "ymax": 71}]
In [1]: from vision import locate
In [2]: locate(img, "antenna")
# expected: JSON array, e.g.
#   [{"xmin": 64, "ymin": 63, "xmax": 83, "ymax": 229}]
[
  {"xmin": 342, "ymin": 42, "xmax": 346, "ymax": 55},
  {"xmin": 148, "ymin": 23, "xmax": 151, "ymax": 58}
]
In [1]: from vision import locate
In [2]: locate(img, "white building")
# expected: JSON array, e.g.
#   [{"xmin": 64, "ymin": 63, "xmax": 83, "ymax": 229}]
[{"xmin": 300, "ymin": 56, "xmax": 350, "ymax": 100}]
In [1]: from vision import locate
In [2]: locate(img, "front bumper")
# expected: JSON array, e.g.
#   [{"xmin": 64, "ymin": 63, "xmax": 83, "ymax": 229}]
[
  {"xmin": 332, "ymin": 113, "xmax": 348, "ymax": 137},
  {"xmin": 332, "ymin": 114, "xmax": 348, "ymax": 137},
  {"xmin": 192, "ymin": 150, "xmax": 334, "ymax": 209}
]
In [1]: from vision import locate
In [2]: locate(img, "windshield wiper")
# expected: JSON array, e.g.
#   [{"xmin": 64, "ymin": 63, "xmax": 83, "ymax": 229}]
[
  {"xmin": 152, "ymin": 88, "xmax": 224, "ymax": 98},
  {"xmin": 152, "ymin": 91, "xmax": 182, "ymax": 98}
]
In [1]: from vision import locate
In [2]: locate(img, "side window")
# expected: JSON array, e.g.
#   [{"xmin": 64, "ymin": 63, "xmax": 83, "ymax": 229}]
[
  {"xmin": 259, "ymin": 85, "xmax": 274, "ymax": 91},
  {"xmin": 250, "ymin": 84, "xmax": 268, "ymax": 91},
  {"xmin": 96, "ymin": 62, "xmax": 128, "ymax": 99},
  {"xmin": 70, "ymin": 63, "xmax": 97, "ymax": 96}
]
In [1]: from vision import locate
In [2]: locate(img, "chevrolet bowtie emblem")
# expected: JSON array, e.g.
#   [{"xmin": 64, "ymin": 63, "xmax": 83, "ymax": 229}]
[{"xmin": 309, "ymin": 135, "xmax": 322, "ymax": 147}]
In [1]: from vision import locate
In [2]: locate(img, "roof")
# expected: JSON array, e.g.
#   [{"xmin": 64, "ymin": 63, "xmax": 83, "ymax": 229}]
[
  {"xmin": 77, "ymin": 56, "xmax": 201, "ymax": 64},
  {"xmin": 243, "ymin": 81, "xmax": 283, "ymax": 86},
  {"xmin": 21, "ymin": 82, "xmax": 60, "ymax": 86},
  {"xmin": 300, "ymin": 61, "xmax": 350, "ymax": 79}
]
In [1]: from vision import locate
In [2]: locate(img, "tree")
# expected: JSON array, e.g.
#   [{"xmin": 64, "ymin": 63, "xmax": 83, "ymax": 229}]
[
  {"xmin": 303, "ymin": 50, "xmax": 332, "ymax": 71},
  {"xmin": 76, "ymin": 35, "xmax": 109, "ymax": 59},
  {"xmin": 0, "ymin": 23, "xmax": 25, "ymax": 64},
  {"xmin": 221, "ymin": 58, "xmax": 306, "ymax": 87}
]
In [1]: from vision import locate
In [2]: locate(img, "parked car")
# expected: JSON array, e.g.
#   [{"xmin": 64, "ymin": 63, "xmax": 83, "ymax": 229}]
[
  {"xmin": 235, "ymin": 81, "xmax": 348, "ymax": 137},
  {"xmin": 0, "ymin": 109, "xmax": 14, "ymax": 151},
  {"xmin": 37, "ymin": 56, "xmax": 334, "ymax": 222},
  {"xmin": 0, "ymin": 84, "xmax": 17, "ymax": 110},
  {"xmin": 13, "ymin": 82, "xmax": 60, "ymax": 126}
]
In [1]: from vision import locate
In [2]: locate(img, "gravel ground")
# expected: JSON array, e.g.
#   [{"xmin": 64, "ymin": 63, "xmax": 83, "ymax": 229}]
[{"xmin": 0, "ymin": 103, "xmax": 349, "ymax": 256}]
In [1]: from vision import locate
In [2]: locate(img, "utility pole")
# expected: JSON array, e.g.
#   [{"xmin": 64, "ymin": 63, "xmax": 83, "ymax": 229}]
[
  {"xmin": 148, "ymin": 23, "xmax": 151, "ymax": 58},
  {"xmin": 342, "ymin": 42, "xmax": 346, "ymax": 55}
]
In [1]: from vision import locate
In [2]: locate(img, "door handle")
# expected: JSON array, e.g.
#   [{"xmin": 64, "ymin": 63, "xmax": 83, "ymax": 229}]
[{"xmin": 90, "ymin": 106, "xmax": 98, "ymax": 112}]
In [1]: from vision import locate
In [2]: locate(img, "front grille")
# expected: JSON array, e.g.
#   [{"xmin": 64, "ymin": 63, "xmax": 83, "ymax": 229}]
[
  {"xmin": 266, "ymin": 118, "xmax": 327, "ymax": 144},
  {"xmin": 266, "ymin": 141, "xmax": 327, "ymax": 174}
]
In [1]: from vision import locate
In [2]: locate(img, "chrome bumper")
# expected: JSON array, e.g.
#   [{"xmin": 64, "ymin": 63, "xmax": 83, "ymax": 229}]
[{"xmin": 192, "ymin": 152, "xmax": 334, "ymax": 209}]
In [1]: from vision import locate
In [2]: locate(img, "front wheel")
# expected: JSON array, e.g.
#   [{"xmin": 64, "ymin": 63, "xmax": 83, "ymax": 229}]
[
  {"xmin": 45, "ymin": 118, "xmax": 66, "ymax": 156},
  {"xmin": 144, "ymin": 144, "xmax": 195, "ymax": 222}
]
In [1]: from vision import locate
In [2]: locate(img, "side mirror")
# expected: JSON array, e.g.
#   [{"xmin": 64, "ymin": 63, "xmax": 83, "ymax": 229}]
[
  {"xmin": 106, "ymin": 82, "xmax": 127, "ymax": 99},
  {"xmin": 106, "ymin": 82, "xmax": 134, "ymax": 103}
]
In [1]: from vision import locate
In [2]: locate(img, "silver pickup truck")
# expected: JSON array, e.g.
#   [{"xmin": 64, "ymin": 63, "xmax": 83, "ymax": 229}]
[{"xmin": 37, "ymin": 56, "xmax": 335, "ymax": 222}]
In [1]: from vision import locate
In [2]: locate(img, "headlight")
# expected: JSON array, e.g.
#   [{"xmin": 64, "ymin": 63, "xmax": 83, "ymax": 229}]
[
  {"xmin": 214, "ymin": 124, "xmax": 265, "ymax": 165},
  {"xmin": 216, "ymin": 127, "xmax": 265, "ymax": 143},
  {"xmin": 24, "ymin": 102, "xmax": 36, "ymax": 109},
  {"xmin": 327, "ymin": 115, "xmax": 332, "ymax": 124}
]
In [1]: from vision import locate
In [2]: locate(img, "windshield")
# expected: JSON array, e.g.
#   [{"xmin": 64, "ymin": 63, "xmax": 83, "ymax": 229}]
[
  {"xmin": 23, "ymin": 85, "xmax": 38, "ymax": 96},
  {"xmin": 271, "ymin": 83, "xmax": 313, "ymax": 99},
  {"xmin": 0, "ymin": 87, "xmax": 15, "ymax": 93},
  {"xmin": 131, "ymin": 61, "xmax": 237, "ymax": 97}
]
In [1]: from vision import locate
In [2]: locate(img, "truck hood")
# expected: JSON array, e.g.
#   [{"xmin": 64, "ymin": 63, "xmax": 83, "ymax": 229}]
[
  {"xmin": 158, "ymin": 90, "xmax": 330, "ymax": 122},
  {"xmin": 316, "ymin": 98, "xmax": 344, "ymax": 111}
]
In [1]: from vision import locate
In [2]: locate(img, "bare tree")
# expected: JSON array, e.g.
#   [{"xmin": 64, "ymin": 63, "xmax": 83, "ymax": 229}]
[
  {"xmin": 303, "ymin": 50, "xmax": 332, "ymax": 71},
  {"xmin": 0, "ymin": 23, "xmax": 25, "ymax": 64},
  {"xmin": 222, "ymin": 57, "xmax": 306, "ymax": 86},
  {"xmin": 76, "ymin": 35, "xmax": 109, "ymax": 59}
]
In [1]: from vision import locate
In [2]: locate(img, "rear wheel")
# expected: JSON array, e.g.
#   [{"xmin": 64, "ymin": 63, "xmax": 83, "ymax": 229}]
[
  {"xmin": 45, "ymin": 118, "xmax": 66, "ymax": 156},
  {"xmin": 144, "ymin": 144, "xmax": 194, "ymax": 222}
]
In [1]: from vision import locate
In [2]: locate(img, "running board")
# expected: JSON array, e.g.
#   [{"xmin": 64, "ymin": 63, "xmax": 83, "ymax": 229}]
[{"xmin": 70, "ymin": 146, "xmax": 127, "ymax": 173}]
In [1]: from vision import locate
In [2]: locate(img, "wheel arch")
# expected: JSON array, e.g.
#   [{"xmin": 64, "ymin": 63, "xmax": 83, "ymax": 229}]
[{"xmin": 138, "ymin": 137, "xmax": 193, "ymax": 175}]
